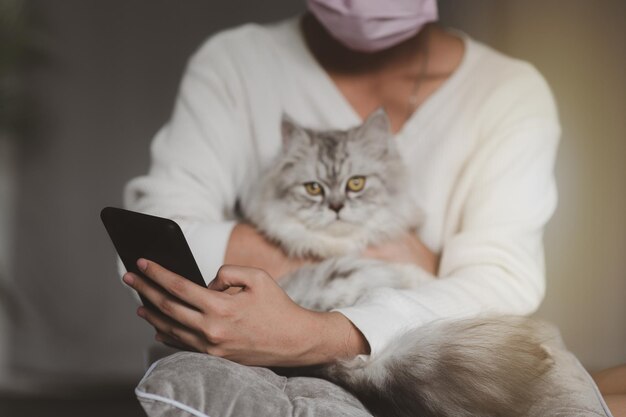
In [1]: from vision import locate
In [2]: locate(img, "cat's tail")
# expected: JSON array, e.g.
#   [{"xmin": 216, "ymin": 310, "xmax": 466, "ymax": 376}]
[{"xmin": 320, "ymin": 316, "xmax": 556, "ymax": 417}]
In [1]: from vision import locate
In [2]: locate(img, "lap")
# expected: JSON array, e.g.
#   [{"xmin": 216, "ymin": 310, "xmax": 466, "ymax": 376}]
[
  {"xmin": 593, "ymin": 365, "xmax": 626, "ymax": 417},
  {"xmin": 593, "ymin": 365, "xmax": 626, "ymax": 395},
  {"xmin": 136, "ymin": 334, "xmax": 614, "ymax": 417}
]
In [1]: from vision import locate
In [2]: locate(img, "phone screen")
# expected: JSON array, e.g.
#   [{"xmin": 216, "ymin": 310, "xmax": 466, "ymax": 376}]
[{"xmin": 100, "ymin": 207, "xmax": 206, "ymax": 309}]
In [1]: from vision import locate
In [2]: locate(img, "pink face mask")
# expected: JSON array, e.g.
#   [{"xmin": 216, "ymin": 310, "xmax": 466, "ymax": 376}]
[{"xmin": 307, "ymin": 0, "xmax": 438, "ymax": 53}]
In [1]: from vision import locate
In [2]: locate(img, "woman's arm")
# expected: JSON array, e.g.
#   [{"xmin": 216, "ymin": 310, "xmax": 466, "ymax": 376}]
[
  {"xmin": 223, "ymin": 223, "xmax": 307, "ymax": 281},
  {"xmin": 224, "ymin": 223, "xmax": 441, "ymax": 280},
  {"xmin": 362, "ymin": 231, "xmax": 441, "ymax": 275},
  {"xmin": 124, "ymin": 259, "xmax": 369, "ymax": 366},
  {"xmin": 331, "ymin": 67, "xmax": 561, "ymax": 357},
  {"xmin": 121, "ymin": 31, "xmax": 255, "ymax": 284}
]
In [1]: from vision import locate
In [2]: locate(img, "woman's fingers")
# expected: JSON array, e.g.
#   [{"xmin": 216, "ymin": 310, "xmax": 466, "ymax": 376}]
[
  {"xmin": 138, "ymin": 306, "xmax": 206, "ymax": 352},
  {"xmin": 156, "ymin": 331, "xmax": 190, "ymax": 351},
  {"xmin": 156, "ymin": 331, "xmax": 184, "ymax": 349},
  {"xmin": 207, "ymin": 265, "xmax": 268, "ymax": 291},
  {"xmin": 123, "ymin": 271, "xmax": 204, "ymax": 330},
  {"xmin": 136, "ymin": 258, "xmax": 227, "ymax": 309}
]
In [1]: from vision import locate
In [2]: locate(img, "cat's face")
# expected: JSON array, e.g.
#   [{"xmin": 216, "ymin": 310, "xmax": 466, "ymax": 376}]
[{"xmin": 269, "ymin": 110, "xmax": 408, "ymax": 236}]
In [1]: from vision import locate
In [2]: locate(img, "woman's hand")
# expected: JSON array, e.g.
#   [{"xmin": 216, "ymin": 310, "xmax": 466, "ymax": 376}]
[
  {"xmin": 362, "ymin": 231, "xmax": 440, "ymax": 275},
  {"xmin": 224, "ymin": 223, "xmax": 312, "ymax": 281},
  {"xmin": 123, "ymin": 258, "xmax": 368, "ymax": 366}
]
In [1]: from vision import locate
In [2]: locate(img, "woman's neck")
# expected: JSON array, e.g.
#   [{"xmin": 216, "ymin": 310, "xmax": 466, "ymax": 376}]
[
  {"xmin": 300, "ymin": 12, "xmax": 464, "ymax": 132},
  {"xmin": 301, "ymin": 13, "xmax": 434, "ymax": 76}
]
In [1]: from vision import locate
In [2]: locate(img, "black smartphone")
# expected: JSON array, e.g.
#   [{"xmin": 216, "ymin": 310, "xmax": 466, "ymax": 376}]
[{"xmin": 100, "ymin": 206, "xmax": 206, "ymax": 310}]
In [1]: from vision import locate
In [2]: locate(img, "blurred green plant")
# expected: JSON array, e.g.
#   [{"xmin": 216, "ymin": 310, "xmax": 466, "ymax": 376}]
[{"xmin": 0, "ymin": 0, "xmax": 31, "ymax": 135}]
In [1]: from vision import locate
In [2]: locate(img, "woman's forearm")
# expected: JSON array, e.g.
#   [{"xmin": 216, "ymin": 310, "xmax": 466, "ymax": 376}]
[{"xmin": 306, "ymin": 312, "xmax": 371, "ymax": 363}]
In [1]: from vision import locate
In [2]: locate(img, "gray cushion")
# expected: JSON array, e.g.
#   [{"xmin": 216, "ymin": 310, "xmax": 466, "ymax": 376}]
[
  {"xmin": 136, "ymin": 353, "xmax": 370, "ymax": 417},
  {"xmin": 526, "ymin": 348, "xmax": 613, "ymax": 417},
  {"xmin": 135, "ymin": 341, "xmax": 614, "ymax": 417}
]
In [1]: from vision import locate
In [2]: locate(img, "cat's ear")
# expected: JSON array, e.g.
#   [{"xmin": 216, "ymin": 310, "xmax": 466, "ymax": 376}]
[
  {"xmin": 355, "ymin": 108, "xmax": 394, "ymax": 157},
  {"xmin": 281, "ymin": 113, "xmax": 309, "ymax": 149},
  {"xmin": 361, "ymin": 108, "xmax": 391, "ymax": 136}
]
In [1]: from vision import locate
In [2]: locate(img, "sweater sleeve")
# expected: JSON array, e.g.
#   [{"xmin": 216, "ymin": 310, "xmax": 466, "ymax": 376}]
[
  {"xmin": 121, "ymin": 34, "xmax": 250, "ymax": 284},
  {"xmin": 334, "ymin": 66, "xmax": 561, "ymax": 357}
]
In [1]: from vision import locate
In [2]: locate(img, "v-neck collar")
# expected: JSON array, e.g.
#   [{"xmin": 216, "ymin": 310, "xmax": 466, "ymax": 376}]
[{"xmin": 288, "ymin": 16, "xmax": 474, "ymax": 138}]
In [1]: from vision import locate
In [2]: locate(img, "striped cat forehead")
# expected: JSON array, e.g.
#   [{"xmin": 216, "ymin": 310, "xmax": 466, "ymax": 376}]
[{"xmin": 280, "ymin": 108, "xmax": 392, "ymax": 148}]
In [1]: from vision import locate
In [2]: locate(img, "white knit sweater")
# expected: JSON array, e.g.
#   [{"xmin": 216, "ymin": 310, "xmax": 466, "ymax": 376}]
[{"xmin": 123, "ymin": 17, "xmax": 560, "ymax": 357}]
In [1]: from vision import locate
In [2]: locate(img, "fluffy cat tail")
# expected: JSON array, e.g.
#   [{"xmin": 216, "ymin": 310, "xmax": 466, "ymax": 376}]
[{"xmin": 321, "ymin": 316, "xmax": 555, "ymax": 417}]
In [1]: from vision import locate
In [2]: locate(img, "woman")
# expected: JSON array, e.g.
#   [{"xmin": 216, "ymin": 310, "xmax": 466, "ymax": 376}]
[{"xmin": 120, "ymin": 1, "xmax": 621, "ymax": 415}]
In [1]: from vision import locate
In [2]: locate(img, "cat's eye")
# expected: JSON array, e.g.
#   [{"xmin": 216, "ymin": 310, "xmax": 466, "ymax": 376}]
[
  {"xmin": 304, "ymin": 182, "xmax": 323, "ymax": 196},
  {"xmin": 346, "ymin": 176, "xmax": 366, "ymax": 192}
]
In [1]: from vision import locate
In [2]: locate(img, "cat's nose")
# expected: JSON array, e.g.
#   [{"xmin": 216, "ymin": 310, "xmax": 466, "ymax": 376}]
[{"xmin": 329, "ymin": 202, "xmax": 344, "ymax": 213}]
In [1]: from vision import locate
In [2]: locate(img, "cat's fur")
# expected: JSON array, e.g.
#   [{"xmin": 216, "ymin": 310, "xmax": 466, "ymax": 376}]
[{"xmin": 240, "ymin": 109, "xmax": 554, "ymax": 417}]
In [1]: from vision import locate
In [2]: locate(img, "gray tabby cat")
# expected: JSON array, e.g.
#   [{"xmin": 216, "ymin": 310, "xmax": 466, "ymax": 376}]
[{"xmin": 240, "ymin": 109, "xmax": 554, "ymax": 417}]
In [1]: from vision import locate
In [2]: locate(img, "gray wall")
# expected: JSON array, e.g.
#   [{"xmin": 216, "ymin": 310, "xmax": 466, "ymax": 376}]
[
  {"xmin": 3, "ymin": 0, "xmax": 625, "ymax": 391},
  {"xmin": 6, "ymin": 0, "xmax": 305, "ymax": 390}
]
